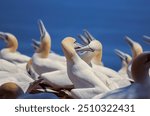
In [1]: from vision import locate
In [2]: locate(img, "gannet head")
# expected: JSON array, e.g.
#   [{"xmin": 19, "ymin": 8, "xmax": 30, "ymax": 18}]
[
  {"xmin": 76, "ymin": 40, "xmax": 102, "ymax": 52},
  {"xmin": 62, "ymin": 37, "xmax": 82, "ymax": 60},
  {"xmin": 143, "ymin": 35, "xmax": 150, "ymax": 44},
  {"xmin": 131, "ymin": 52, "xmax": 150, "ymax": 83},
  {"xmin": 115, "ymin": 49, "xmax": 132, "ymax": 64},
  {"xmin": 0, "ymin": 82, "xmax": 24, "ymax": 99},
  {"xmin": 125, "ymin": 36, "xmax": 143, "ymax": 59},
  {"xmin": 77, "ymin": 30, "xmax": 103, "ymax": 65},
  {"xmin": 0, "ymin": 32, "xmax": 18, "ymax": 52},
  {"xmin": 36, "ymin": 20, "xmax": 51, "ymax": 58}
]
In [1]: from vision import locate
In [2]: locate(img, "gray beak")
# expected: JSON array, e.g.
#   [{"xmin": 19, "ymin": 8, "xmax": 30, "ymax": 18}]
[
  {"xmin": 0, "ymin": 32, "xmax": 7, "ymax": 40},
  {"xmin": 83, "ymin": 29, "xmax": 95, "ymax": 41},
  {"xmin": 38, "ymin": 20, "xmax": 47, "ymax": 40},
  {"xmin": 78, "ymin": 34, "xmax": 90, "ymax": 45},
  {"xmin": 78, "ymin": 29, "xmax": 95, "ymax": 45},
  {"xmin": 32, "ymin": 44, "xmax": 39, "ymax": 51},
  {"xmin": 76, "ymin": 45, "xmax": 94, "ymax": 52},
  {"xmin": 143, "ymin": 35, "xmax": 150, "ymax": 44},
  {"xmin": 32, "ymin": 39, "xmax": 41, "ymax": 48},
  {"xmin": 125, "ymin": 36, "xmax": 135, "ymax": 47},
  {"xmin": 74, "ymin": 42, "xmax": 84, "ymax": 49},
  {"xmin": 114, "ymin": 49, "xmax": 126, "ymax": 61}
]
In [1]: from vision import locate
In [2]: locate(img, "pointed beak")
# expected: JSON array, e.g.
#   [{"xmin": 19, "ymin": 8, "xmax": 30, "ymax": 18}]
[
  {"xmin": 114, "ymin": 49, "xmax": 126, "ymax": 61},
  {"xmin": 32, "ymin": 39, "xmax": 41, "ymax": 48},
  {"xmin": 143, "ymin": 35, "xmax": 150, "ymax": 44},
  {"xmin": 0, "ymin": 32, "xmax": 7, "ymax": 40},
  {"xmin": 74, "ymin": 42, "xmax": 84, "ymax": 49},
  {"xmin": 76, "ymin": 45, "xmax": 94, "ymax": 52},
  {"xmin": 32, "ymin": 44, "xmax": 39, "ymax": 51},
  {"xmin": 83, "ymin": 29, "xmax": 95, "ymax": 41},
  {"xmin": 38, "ymin": 19, "xmax": 47, "ymax": 40},
  {"xmin": 125, "ymin": 36, "xmax": 135, "ymax": 48},
  {"xmin": 78, "ymin": 34, "xmax": 90, "ymax": 45}
]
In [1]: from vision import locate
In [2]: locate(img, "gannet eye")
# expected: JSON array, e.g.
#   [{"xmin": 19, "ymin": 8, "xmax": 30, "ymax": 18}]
[
  {"xmin": 5, "ymin": 35, "xmax": 9, "ymax": 41},
  {"xmin": 89, "ymin": 46, "xmax": 94, "ymax": 52},
  {"xmin": 125, "ymin": 57, "xmax": 128, "ymax": 62},
  {"xmin": 74, "ymin": 40, "xmax": 77, "ymax": 43}
]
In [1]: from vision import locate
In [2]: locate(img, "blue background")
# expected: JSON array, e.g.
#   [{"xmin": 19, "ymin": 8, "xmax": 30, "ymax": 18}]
[{"xmin": 0, "ymin": 0, "xmax": 150, "ymax": 70}]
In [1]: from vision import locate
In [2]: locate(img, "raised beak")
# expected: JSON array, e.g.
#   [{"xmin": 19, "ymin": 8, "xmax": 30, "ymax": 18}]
[
  {"xmin": 114, "ymin": 49, "xmax": 126, "ymax": 61},
  {"xmin": 76, "ymin": 45, "xmax": 94, "ymax": 52},
  {"xmin": 32, "ymin": 44, "xmax": 39, "ymax": 51},
  {"xmin": 83, "ymin": 29, "xmax": 95, "ymax": 41},
  {"xmin": 0, "ymin": 32, "xmax": 7, "ymax": 40},
  {"xmin": 143, "ymin": 35, "xmax": 150, "ymax": 44},
  {"xmin": 78, "ymin": 34, "xmax": 89, "ymax": 45},
  {"xmin": 32, "ymin": 39, "xmax": 41, "ymax": 48},
  {"xmin": 125, "ymin": 36, "xmax": 135, "ymax": 48},
  {"xmin": 38, "ymin": 19, "xmax": 47, "ymax": 40}
]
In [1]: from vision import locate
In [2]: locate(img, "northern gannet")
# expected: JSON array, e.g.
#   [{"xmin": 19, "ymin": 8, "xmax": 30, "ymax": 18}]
[
  {"xmin": 125, "ymin": 36, "xmax": 143, "ymax": 79},
  {"xmin": 62, "ymin": 37, "xmax": 110, "ymax": 99},
  {"xmin": 34, "ymin": 39, "xmax": 83, "ymax": 90},
  {"xmin": 114, "ymin": 49, "xmax": 133, "ymax": 82},
  {"xmin": 77, "ymin": 30, "xmax": 131, "ymax": 88},
  {"xmin": 94, "ymin": 52, "xmax": 150, "ymax": 99},
  {"xmin": 32, "ymin": 38, "xmax": 66, "ymax": 65},
  {"xmin": 0, "ymin": 82, "xmax": 24, "ymax": 99},
  {"xmin": 0, "ymin": 32, "xmax": 30, "ymax": 63},
  {"xmin": 125, "ymin": 36, "xmax": 143, "ymax": 60},
  {"xmin": 31, "ymin": 20, "xmax": 65, "ymax": 75}
]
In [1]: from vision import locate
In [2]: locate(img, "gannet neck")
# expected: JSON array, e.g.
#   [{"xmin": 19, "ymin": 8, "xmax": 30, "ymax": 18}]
[
  {"xmin": 39, "ymin": 35, "xmax": 50, "ymax": 58},
  {"xmin": 5, "ymin": 33, "xmax": 18, "ymax": 52},
  {"xmin": 36, "ymin": 20, "xmax": 51, "ymax": 58},
  {"xmin": 80, "ymin": 51, "xmax": 95, "ymax": 65},
  {"xmin": 92, "ymin": 50, "xmax": 102, "ymax": 65},
  {"xmin": 125, "ymin": 36, "xmax": 143, "ymax": 59},
  {"xmin": 131, "ymin": 52, "xmax": 150, "ymax": 83},
  {"xmin": 26, "ymin": 59, "xmax": 32, "ymax": 71},
  {"xmin": 132, "ymin": 43, "xmax": 143, "ymax": 59},
  {"xmin": 62, "ymin": 37, "xmax": 77, "ymax": 61}
]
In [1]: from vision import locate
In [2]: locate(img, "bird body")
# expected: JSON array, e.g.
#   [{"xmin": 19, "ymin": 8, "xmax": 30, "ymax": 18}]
[{"xmin": 94, "ymin": 52, "xmax": 150, "ymax": 99}]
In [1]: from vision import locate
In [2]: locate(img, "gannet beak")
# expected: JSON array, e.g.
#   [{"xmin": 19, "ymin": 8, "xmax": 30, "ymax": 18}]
[
  {"xmin": 143, "ymin": 35, "xmax": 150, "ymax": 44},
  {"xmin": 114, "ymin": 49, "xmax": 126, "ymax": 61},
  {"xmin": 32, "ymin": 44, "xmax": 39, "ymax": 51},
  {"xmin": 32, "ymin": 39, "xmax": 41, "ymax": 47},
  {"xmin": 0, "ymin": 32, "xmax": 7, "ymax": 40},
  {"xmin": 74, "ymin": 42, "xmax": 84, "ymax": 49},
  {"xmin": 76, "ymin": 45, "xmax": 94, "ymax": 52},
  {"xmin": 78, "ymin": 34, "xmax": 90, "ymax": 45},
  {"xmin": 125, "ymin": 36, "xmax": 135, "ymax": 47},
  {"xmin": 83, "ymin": 29, "xmax": 95, "ymax": 41},
  {"xmin": 38, "ymin": 20, "xmax": 47, "ymax": 40}
]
